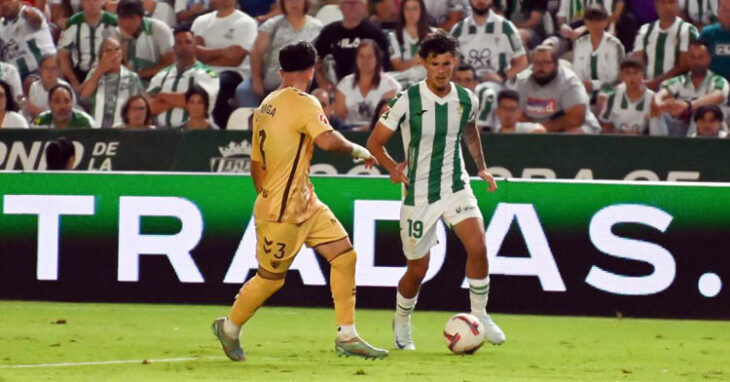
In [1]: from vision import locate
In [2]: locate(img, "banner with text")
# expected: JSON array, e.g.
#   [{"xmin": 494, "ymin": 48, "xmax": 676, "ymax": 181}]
[
  {"xmin": 0, "ymin": 173, "xmax": 727, "ymax": 318},
  {"xmin": 2, "ymin": 130, "xmax": 729, "ymax": 181}
]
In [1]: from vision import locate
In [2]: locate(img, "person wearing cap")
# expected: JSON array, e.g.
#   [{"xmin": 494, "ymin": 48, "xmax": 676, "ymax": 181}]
[
  {"xmin": 572, "ymin": 4, "xmax": 625, "ymax": 111},
  {"xmin": 211, "ymin": 40, "xmax": 388, "ymax": 363},
  {"xmin": 117, "ymin": 0, "xmax": 175, "ymax": 82}
]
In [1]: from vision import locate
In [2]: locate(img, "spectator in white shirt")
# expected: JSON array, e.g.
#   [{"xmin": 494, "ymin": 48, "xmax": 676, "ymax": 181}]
[
  {"xmin": 26, "ymin": 54, "xmax": 73, "ymax": 120},
  {"xmin": 191, "ymin": 0, "xmax": 257, "ymax": 128},
  {"xmin": 334, "ymin": 39, "xmax": 402, "ymax": 130}
]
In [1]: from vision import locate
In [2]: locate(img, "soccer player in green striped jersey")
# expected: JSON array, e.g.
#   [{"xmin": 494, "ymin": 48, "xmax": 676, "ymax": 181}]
[
  {"xmin": 367, "ymin": 31, "xmax": 505, "ymax": 351},
  {"xmin": 632, "ymin": 0, "xmax": 699, "ymax": 91}
]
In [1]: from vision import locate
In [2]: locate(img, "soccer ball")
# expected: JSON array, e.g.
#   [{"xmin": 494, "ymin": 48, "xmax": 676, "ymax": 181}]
[{"xmin": 443, "ymin": 313, "xmax": 485, "ymax": 354}]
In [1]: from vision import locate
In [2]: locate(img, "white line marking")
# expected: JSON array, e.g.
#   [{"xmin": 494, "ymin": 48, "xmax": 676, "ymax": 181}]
[{"xmin": 0, "ymin": 356, "xmax": 225, "ymax": 369}]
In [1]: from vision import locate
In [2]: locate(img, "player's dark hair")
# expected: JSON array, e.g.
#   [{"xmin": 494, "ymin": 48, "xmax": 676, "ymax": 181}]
[
  {"xmin": 353, "ymin": 39, "xmax": 383, "ymax": 89},
  {"xmin": 395, "ymin": 0, "xmax": 431, "ymax": 49},
  {"xmin": 694, "ymin": 105, "xmax": 724, "ymax": 122},
  {"xmin": 117, "ymin": 0, "xmax": 145, "ymax": 17},
  {"xmin": 0, "ymin": 80, "xmax": 19, "ymax": 113},
  {"xmin": 48, "ymin": 83, "xmax": 73, "ymax": 104},
  {"xmin": 369, "ymin": 98, "xmax": 390, "ymax": 130},
  {"xmin": 497, "ymin": 89, "xmax": 520, "ymax": 105},
  {"xmin": 584, "ymin": 4, "xmax": 609, "ymax": 21},
  {"xmin": 185, "ymin": 85, "xmax": 210, "ymax": 119},
  {"xmin": 456, "ymin": 63, "xmax": 476, "ymax": 77},
  {"xmin": 45, "ymin": 137, "xmax": 75, "ymax": 170},
  {"xmin": 121, "ymin": 94, "xmax": 154, "ymax": 126},
  {"xmin": 689, "ymin": 38, "xmax": 709, "ymax": 50},
  {"xmin": 620, "ymin": 56, "xmax": 646, "ymax": 72},
  {"xmin": 173, "ymin": 22, "xmax": 193, "ymax": 37},
  {"xmin": 279, "ymin": 41, "xmax": 317, "ymax": 72},
  {"xmin": 419, "ymin": 30, "xmax": 459, "ymax": 59}
]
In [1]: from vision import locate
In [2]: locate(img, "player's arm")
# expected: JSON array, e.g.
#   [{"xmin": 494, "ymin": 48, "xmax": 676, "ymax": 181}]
[
  {"xmin": 367, "ymin": 122, "xmax": 408, "ymax": 185},
  {"xmin": 251, "ymin": 160, "xmax": 265, "ymax": 193},
  {"xmin": 462, "ymin": 120, "xmax": 497, "ymax": 192}
]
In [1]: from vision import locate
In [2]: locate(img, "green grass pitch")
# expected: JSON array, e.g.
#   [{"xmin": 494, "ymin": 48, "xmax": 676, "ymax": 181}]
[{"xmin": 0, "ymin": 301, "xmax": 727, "ymax": 381}]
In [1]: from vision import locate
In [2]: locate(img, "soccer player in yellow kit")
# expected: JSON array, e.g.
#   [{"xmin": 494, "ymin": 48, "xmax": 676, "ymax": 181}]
[{"xmin": 212, "ymin": 41, "xmax": 389, "ymax": 361}]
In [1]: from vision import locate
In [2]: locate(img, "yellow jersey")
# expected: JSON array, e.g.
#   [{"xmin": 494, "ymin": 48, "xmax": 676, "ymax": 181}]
[{"xmin": 252, "ymin": 87, "xmax": 333, "ymax": 224}]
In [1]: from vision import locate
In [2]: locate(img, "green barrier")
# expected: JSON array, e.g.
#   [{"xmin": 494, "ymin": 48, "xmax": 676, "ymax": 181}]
[
  {"xmin": 0, "ymin": 172, "xmax": 728, "ymax": 318},
  {"xmin": 1, "ymin": 130, "xmax": 729, "ymax": 181}
]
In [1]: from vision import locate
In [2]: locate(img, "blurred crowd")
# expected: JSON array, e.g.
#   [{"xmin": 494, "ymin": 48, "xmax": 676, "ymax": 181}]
[{"xmin": 0, "ymin": 0, "xmax": 729, "ymax": 138}]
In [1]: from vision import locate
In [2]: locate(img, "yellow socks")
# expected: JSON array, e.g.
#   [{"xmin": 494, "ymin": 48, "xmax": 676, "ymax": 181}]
[
  {"xmin": 229, "ymin": 274, "xmax": 285, "ymax": 326},
  {"xmin": 329, "ymin": 250, "xmax": 357, "ymax": 326}
]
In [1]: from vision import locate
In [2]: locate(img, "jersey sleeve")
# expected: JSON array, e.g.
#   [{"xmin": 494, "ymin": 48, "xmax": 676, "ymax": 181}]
[
  {"xmin": 155, "ymin": 22, "xmax": 175, "ymax": 55},
  {"xmin": 660, "ymin": 76, "xmax": 681, "ymax": 94},
  {"xmin": 296, "ymin": 94, "xmax": 333, "ymax": 139},
  {"xmin": 388, "ymin": 31, "xmax": 402, "ymax": 61},
  {"xmin": 633, "ymin": 23, "xmax": 649, "ymax": 54},
  {"xmin": 504, "ymin": 21, "xmax": 526, "ymax": 58},
  {"xmin": 715, "ymin": 76, "xmax": 730, "ymax": 100},
  {"xmin": 58, "ymin": 24, "xmax": 76, "ymax": 50},
  {"xmin": 251, "ymin": 110, "xmax": 262, "ymax": 162},
  {"xmin": 379, "ymin": 90, "xmax": 408, "ymax": 131},
  {"xmin": 235, "ymin": 16, "xmax": 258, "ymax": 53},
  {"xmin": 557, "ymin": 0, "xmax": 569, "ymax": 19},
  {"xmin": 467, "ymin": 88, "xmax": 480, "ymax": 124},
  {"xmin": 147, "ymin": 69, "xmax": 165, "ymax": 95},
  {"xmin": 680, "ymin": 23, "xmax": 699, "ymax": 53}
]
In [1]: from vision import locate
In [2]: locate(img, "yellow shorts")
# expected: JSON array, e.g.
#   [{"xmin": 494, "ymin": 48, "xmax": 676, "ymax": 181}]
[{"xmin": 255, "ymin": 205, "xmax": 348, "ymax": 274}]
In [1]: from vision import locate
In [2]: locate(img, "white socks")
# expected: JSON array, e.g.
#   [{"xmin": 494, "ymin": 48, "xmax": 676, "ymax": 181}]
[
  {"xmin": 223, "ymin": 317, "xmax": 241, "ymax": 338},
  {"xmin": 338, "ymin": 325, "xmax": 359, "ymax": 340},
  {"xmin": 395, "ymin": 290, "xmax": 418, "ymax": 324},
  {"xmin": 468, "ymin": 276, "xmax": 490, "ymax": 318}
]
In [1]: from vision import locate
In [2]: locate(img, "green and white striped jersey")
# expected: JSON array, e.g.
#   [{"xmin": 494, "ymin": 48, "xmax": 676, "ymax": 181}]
[
  {"xmin": 573, "ymin": 32, "xmax": 625, "ymax": 94},
  {"xmin": 0, "ymin": 5, "xmax": 57, "ymax": 77},
  {"xmin": 125, "ymin": 18, "xmax": 174, "ymax": 74},
  {"xmin": 558, "ymin": 0, "xmax": 619, "ymax": 23},
  {"xmin": 58, "ymin": 11, "xmax": 118, "ymax": 72},
  {"xmin": 633, "ymin": 17, "xmax": 699, "ymax": 79},
  {"xmin": 379, "ymin": 81, "xmax": 479, "ymax": 206},
  {"xmin": 475, "ymin": 83, "xmax": 497, "ymax": 130},
  {"xmin": 680, "ymin": 0, "xmax": 718, "ymax": 26},
  {"xmin": 147, "ymin": 61, "xmax": 219, "ymax": 128},
  {"xmin": 450, "ymin": 10, "xmax": 525, "ymax": 78},
  {"xmin": 660, "ymin": 70, "xmax": 730, "ymax": 101},
  {"xmin": 86, "ymin": 66, "xmax": 145, "ymax": 128},
  {"xmin": 600, "ymin": 83, "xmax": 655, "ymax": 134},
  {"xmin": 33, "ymin": 109, "xmax": 95, "ymax": 129}
]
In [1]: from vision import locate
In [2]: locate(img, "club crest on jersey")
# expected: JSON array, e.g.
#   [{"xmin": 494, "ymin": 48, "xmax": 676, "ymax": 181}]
[{"xmin": 526, "ymin": 97, "xmax": 557, "ymax": 116}]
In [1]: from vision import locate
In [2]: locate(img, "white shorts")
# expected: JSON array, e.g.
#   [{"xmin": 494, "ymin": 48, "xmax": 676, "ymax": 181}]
[{"xmin": 400, "ymin": 190, "xmax": 483, "ymax": 260}]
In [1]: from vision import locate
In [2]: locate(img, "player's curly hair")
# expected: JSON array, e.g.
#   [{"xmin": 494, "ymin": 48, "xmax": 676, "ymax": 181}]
[{"xmin": 418, "ymin": 31, "xmax": 459, "ymax": 59}]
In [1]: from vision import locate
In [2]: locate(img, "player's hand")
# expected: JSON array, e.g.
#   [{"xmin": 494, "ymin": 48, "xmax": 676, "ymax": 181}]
[
  {"xmin": 351, "ymin": 143, "xmax": 378, "ymax": 167},
  {"xmin": 479, "ymin": 169, "xmax": 497, "ymax": 193},
  {"xmin": 390, "ymin": 161, "xmax": 409, "ymax": 186}
]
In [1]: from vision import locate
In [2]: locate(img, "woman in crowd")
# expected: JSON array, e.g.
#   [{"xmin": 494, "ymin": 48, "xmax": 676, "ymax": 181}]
[
  {"xmin": 388, "ymin": 0, "xmax": 434, "ymax": 86},
  {"xmin": 116, "ymin": 95, "xmax": 155, "ymax": 129},
  {"xmin": 235, "ymin": 0, "xmax": 322, "ymax": 107},
  {"xmin": 0, "ymin": 80, "xmax": 30, "ymax": 128},
  {"xmin": 181, "ymin": 85, "xmax": 212, "ymax": 130},
  {"xmin": 334, "ymin": 39, "xmax": 401, "ymax": 130}
]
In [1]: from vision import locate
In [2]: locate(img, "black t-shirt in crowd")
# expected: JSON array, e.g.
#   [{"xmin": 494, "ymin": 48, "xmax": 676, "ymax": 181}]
[{"xmin": 314, "ymin": 19, "xmax": 393, "ymax": 81}]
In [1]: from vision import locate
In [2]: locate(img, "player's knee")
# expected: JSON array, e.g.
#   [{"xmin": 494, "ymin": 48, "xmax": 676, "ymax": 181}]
[
  {"xmin": 408, "ymin": 262, "xmax": 429, "ymax": 282},
  {"xmin": 329, "ymin": 249, "xmax": 356, "ymax": 270}
]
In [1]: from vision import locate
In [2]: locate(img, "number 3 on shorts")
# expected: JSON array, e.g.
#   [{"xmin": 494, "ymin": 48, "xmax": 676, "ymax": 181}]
[{"xmin": 407, "ymin": 219, "xmax": 423, "ymax": 239}]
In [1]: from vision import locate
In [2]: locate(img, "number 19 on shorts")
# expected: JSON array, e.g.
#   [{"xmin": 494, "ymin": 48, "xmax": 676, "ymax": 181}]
[{"xmin": 407, "ymin": 219, "xmax": 423, "ymax": 239}]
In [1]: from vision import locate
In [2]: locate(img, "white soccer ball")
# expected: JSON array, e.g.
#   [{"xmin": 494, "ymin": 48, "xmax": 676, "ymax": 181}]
[{"xmin": 443, "ymin": 313, "xmax": 485, "ymax": 354}]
